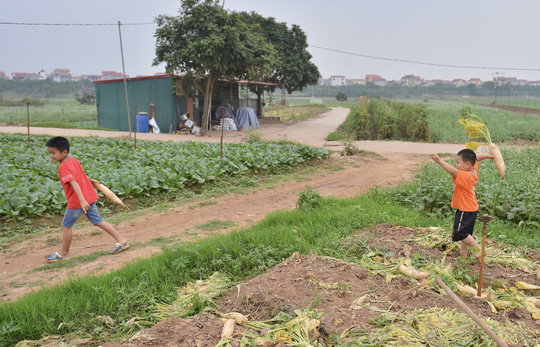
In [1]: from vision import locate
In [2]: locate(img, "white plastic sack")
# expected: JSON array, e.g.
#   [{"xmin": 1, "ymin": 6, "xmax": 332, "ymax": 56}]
[
  {"xmin": 216, "ymin": 118, "xmax": 237, "ymax": 131},
  {"xmin": 149, "ymin": 117, "xmax": 161, "ymax": 133}
]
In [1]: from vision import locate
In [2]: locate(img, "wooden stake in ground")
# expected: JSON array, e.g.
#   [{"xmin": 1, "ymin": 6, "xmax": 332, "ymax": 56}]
[
  {"xmin": 477, "ymin": 214, "xmax": 494, "ymax": 297},
  {"xmin": 435, "ymin": 278, "xmax": 509, "ymax": 347}
]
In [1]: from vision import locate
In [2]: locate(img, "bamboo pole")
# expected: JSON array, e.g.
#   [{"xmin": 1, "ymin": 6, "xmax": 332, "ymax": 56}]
[
  {"xmin": 477, "ymin": 215, "xmax": 493, "ymax": 296},
  {"xmin": 133, "ymin": 104, "xmax": 137, "ymax": 149},
  {"xmin": 26, "ymin": 102, "xmax": 30, "ymax": 141},
  {"xmin": 435, "ymin": 278, "xmax": 508, "ymax": 347},
  {"xmin": 118, "ymin": 21, "xmax": 132, "ymax": 139},
  {"xmin": 220, "ymin": 105, "xmax": 225, "ymax": 157}
]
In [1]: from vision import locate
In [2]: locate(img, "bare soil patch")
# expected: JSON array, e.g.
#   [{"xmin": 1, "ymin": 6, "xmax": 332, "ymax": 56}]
[
  {"xmin": 483, "ymin": 103, "xmax": 540, "ymax": 116},
  {"xmin": 104, "ymin": 225, "xmax": 539, "ymax": 346}
]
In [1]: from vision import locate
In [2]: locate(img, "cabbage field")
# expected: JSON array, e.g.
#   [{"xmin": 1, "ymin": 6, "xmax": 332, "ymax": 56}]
[
  {"xmin": 0, "ymin": 134, "xmax": 329, "ymax": 220},
  {"xmin": 386, "ymin": 147, "xmax": 540, "ymax": 228}
]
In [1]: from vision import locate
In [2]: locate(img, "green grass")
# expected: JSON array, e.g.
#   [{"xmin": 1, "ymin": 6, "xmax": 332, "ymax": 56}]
[
  {"xmin": 0, "ymin": 193, "xmax": 430, "ymax": 345},
  {"xmin": 327, "ymin": 98, "xmax": 540, "ymax": 143},
  {"xmin": 2, "ymin": 188, "xmax": 538, "ymax": 345},
  {"xmin": 263, "ymin": 104, "xmax": 330, "ymax": 122},
  {"xmin": 0, "ymin": 97, "xmax": 98, "ymax": 126},
  {"xmin": 1, "ymin": 182, "xmax": 538, "ymax": 345},
  {"xmin": 426, "ymin": 101, "xmax": 540, "ymax": 143},
  {"xmin": 466, "ymin": 96, "xmax": 540, "ymax": 110},
  {"xmin": 194, "ymin": 219, "xmax": 237, "ymax": 232}
]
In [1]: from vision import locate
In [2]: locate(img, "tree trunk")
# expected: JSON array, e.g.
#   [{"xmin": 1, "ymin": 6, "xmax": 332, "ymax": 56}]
[
  {"xmin": 201, "ymin": 74, "xmax": 212, "ymax": 136},
  {"xmin": 256, "ymin": 87, "xmax": 263, "ymax": 118}
]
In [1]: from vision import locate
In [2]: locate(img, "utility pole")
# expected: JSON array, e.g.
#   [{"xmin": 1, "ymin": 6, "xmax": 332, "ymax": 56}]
[{"xmin": 118, "ymin": 21, "xmax": 132, "ymax": 138}]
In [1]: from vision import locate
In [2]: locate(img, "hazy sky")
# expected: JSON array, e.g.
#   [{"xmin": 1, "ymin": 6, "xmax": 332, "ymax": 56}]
[{"xmin": 3, "ymin": 0, "xmax": 540, "ymax": 82}]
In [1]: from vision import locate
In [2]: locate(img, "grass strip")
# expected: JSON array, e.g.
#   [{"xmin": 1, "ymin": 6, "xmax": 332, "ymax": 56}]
[
  {"xmin": 0, "ymin": 194, "xmax": 430, "ymax": 346},
  {"xmin": 1, "ymin": 188, "xmax": 538, "ymax": 345}
]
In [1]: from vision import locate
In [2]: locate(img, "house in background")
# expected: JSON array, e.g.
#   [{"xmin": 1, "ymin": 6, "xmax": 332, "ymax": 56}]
[
  {"xmin": 38, "ymin": 69, "xmax": 47, "ymax": 80},
  {"xmin": 452, "ymin": 79, "xmax": 466, "ymax": 87},
  {"xmin": 400, "ymin": 75, "xmax": 423, "ymax": 87},
  {"xmin": 329, "ymin": 75, "xmax": 346, "ymax": 86},
  {"xmin": 365, "ymin": 74, "xmax": 387, "ymax": 87},
  {"xmin": 51, "ymin": 68, "xmax": 72, "ymax": 82},
  {"xmin": 102, "ymin": 71, "xmax": 125, "ymax": 80},
  {"xmin": 499, "ymin": 77, "xmax": 518, "ymax": 86},
  {"xmin": 467, "ymin": 78, "xmax": 482, "ymax": 86},
  {"xmin": 350, "ymin": 79, "xmax": 366, "ymax": 85},
  {"xmin": 82, "ymin": 74, "xmax": 103, "ymax": 82},
  {"xmin": 0, "ymin": 71, "xmax": 8, "ymax": 79},
  {"xmin": 12, "ymin": 72, "xmax": 38, "ymax": 80}
]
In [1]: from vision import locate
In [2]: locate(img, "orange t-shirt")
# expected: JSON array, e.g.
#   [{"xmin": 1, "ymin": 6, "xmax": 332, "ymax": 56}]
[
  {"xmin": 451, "ymin": 161, "xmax": 478, "ymax": 212},
  {"xmin": 58, "ymin": 157, "xmax": 99, "ymax": 209}
]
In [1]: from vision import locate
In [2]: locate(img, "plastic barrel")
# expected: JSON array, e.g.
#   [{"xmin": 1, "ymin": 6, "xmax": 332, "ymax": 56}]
[{"xmin": 136, "ymin": 112, "xmax": 149, "ymax": 133}]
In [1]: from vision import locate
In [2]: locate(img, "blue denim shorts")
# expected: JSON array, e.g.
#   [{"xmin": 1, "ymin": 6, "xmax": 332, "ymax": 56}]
[{"xmin": 62, "ymin": 202, "xmax": 104, "ymax": 228}]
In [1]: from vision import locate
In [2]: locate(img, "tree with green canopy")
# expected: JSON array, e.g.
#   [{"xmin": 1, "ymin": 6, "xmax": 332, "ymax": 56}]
[
  {"xmin": 238, "ymin": 12, "xmax": 321, "ymax": 110},
  {"xmin": 153, "ymin": 0, "xmax": 278, "ymax": 135},
  {"xmin": 335, "ymin": 91, "xmax": 347, "ymax": 105}
]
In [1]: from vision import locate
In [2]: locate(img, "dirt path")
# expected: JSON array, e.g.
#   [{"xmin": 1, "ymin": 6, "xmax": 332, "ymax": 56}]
[{"xmin": 0, "ymin": 108, "xmax": 466, "ymax": 301}]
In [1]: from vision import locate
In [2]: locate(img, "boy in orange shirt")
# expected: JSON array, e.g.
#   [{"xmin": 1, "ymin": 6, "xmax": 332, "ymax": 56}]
[
  {"xmin": 431, "ymin": 149, "xmax": 494, "ymax": 259},
  {"xmin": 45, "ymin": 136, "xmax": 129, "ymax": 262}
]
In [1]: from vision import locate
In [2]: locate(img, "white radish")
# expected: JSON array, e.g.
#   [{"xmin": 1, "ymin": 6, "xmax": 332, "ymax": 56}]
[
  {"xmin": 488, "ymin": 143, "xmax": 506, "ymax": 183},
  {"xmin": 97, "ymin": 183, "xmax": 129, "ymax": 209},
  {"xmin": 220, "ymin": 318, "xmax": 235, "ymax": 339},
  {"xmin": 399, "ymin": 265, "xmax": 430, "ymax": 280}
]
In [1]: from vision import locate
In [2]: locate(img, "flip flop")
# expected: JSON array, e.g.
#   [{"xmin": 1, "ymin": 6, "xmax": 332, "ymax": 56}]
[{"xmin": 46, "ymin": 252, "xmax": 64, "ymax": 263}]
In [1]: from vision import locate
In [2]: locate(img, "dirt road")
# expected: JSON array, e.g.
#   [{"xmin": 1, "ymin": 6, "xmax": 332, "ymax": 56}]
[{"xmin": 0, "ymin": 108, "xmax": 466, "ymax": 301}]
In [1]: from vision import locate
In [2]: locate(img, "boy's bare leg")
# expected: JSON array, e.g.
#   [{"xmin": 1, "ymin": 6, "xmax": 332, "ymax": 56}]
[
  {"xmin": 96, "ymin": 221, "xmax": 128, "ymax": 245},
  {"xmin": 60, "ymin": 226, "xmax": 73, "ymax": 257},
  {"xmin": 460, "ymin": 235, "xmax": 480, "ymax": 258}
]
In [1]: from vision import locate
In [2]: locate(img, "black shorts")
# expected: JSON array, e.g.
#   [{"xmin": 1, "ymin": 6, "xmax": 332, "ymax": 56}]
[{"xmin": 453, "ymin": 210, "xmax": 478, "ymax": 242}]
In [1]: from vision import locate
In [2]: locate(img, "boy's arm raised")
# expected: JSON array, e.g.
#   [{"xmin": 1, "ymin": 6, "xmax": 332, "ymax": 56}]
[
  {"xmin": 431, "ymin": 154, "xmax": 458, "ymax": 178},
  {"xmin": 476, "ymin": 153, "xmax": 495, "ymax": 162},
  {"xmin": 68, "ymin": 180, "xmax": 90, "ymax": 214}
]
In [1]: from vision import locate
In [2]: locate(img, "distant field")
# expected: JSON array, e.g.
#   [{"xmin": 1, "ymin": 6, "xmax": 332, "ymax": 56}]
[
  {"xmin": 286, "ymin": 96, "xmax": 356, "ymax": 107},
  {"xmin": 264, "ymin": 104, "xmax": 330, "ymax": 122},
  {"xmin": 426, "ymin": 100, "xmax": 540, "ymax": 143},
  {"xmin": 0, "ymin": 97, "xmax": 97, "ymax": 127}
]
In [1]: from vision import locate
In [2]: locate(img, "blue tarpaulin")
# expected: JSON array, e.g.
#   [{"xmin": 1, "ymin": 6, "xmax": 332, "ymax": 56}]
[{"xmin": 236, "ymin": 107, "xmax": 259, "ymax": 129}]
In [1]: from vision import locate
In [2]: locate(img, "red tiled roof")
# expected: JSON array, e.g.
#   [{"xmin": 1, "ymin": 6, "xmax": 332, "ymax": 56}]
[{"xmin": 102, "ymin": 71, "xmax": 123, "ymax": 76}]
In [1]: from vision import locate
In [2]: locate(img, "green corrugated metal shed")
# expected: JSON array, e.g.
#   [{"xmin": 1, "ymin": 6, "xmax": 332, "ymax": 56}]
[{"xmin": 94, "ymin": 75, "xmax": 199, "ymax": 132}]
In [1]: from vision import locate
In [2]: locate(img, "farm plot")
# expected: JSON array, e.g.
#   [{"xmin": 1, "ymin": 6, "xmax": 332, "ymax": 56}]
[
  {"xmin": 387, "ymin": 146, "xmax": 540, "ymax": 230},
  {"xmin": 0, "ymin": 134, "xmax": 329, "ymax": 221},
  {"xmin": 99, "ymin": 224, "xmax": 540, "ymax": 346}
]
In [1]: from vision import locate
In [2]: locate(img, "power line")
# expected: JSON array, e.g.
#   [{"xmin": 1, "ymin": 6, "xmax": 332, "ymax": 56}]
[
  {"xmin": 0, "ymin": 21, "xmax": 154, "ymax": 26},
  {"xmin": 309, "ymin": 44, "xmax": 540, "ymax": 72}
]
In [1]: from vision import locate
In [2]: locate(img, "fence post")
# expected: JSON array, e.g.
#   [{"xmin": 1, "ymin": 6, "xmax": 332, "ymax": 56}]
[{"xmin": 26, "ymin": 102, "xmax": 31, "ymax": 141}]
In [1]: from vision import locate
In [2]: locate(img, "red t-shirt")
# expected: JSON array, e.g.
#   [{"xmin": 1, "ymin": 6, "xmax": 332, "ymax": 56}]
[
  {"xmin": 58, "ymin": 157, "xmax": 99, "ymax": 209},
  {"xmin": 451, "ymin": 161, "xmax": 479, "ymax": 212}
]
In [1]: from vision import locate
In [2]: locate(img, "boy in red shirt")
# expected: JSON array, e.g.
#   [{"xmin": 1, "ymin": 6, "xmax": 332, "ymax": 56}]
[
  {"xmin": 45, "ymin": 136, "xmax": 129, "ymax": 262},
  {"xmin": 431, "ymin": 149, "xmax": 494, "ymax": 259}
]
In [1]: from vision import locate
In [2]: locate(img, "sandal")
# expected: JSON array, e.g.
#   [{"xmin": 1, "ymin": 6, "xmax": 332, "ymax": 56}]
[
  {"xmin": 109, "ymin": 242, "xmax": 129, "ymax": 254},
  {"xmin": 46, "ymin": 252, "xmax": 64, "ymax": 263}
]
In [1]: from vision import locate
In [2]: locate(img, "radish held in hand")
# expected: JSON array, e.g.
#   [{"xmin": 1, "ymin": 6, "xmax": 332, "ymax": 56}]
[{"xmin": 459, "ymin": 106, "xmax": 506, "ymax": 183}]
